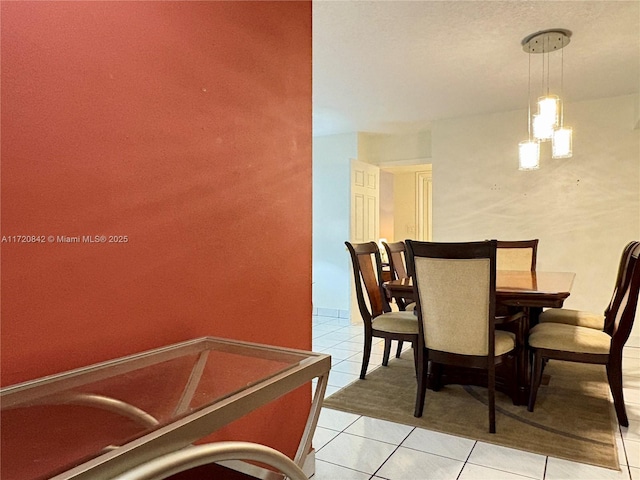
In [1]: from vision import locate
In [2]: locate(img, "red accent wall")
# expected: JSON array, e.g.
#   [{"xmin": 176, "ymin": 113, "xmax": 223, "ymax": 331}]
[{"xmin": 1, "ymin": 0, "xmax": 312, "ymax": 466}]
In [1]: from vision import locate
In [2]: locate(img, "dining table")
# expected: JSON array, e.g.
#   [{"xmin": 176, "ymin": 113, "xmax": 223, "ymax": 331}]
[
  {"xmin": 384, "ymin": 270, "xmax": 575, "ymax": 404},
  {"xmin": 0, "ymin": 337, "xmax": 331, "ymax": 480}
]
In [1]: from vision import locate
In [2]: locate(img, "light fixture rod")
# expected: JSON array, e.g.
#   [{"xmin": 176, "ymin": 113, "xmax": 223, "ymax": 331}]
[
  {"xmin": 560, "ymin": 45, "xmax": 565, "ymax": 126},
  {"xmin": 527, "ymin": 50, "xmax": 532, "ymax": 139},
  {"xmin": 546, "ymin": 36, "xmax": 550, "ymax": 95},
  {"xmin": 541, "ymin": 39, "xmax": 545, "ymax": 96}
]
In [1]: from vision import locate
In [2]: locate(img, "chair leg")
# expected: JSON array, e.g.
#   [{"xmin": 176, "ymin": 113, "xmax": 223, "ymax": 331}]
[
  {"xmin": 607, "ymin": 354, "xmax": 629, "ymax": 427},
  {"xmin": 382, "ymin": 339, "xmax": 392, "ymax": 366},
  {"xmin": 488, "ymin": 363, "xmax": 496, "ymax": 434},
  {"xmin": 528, "ymin": 350, "xmax": 543, "ymax": 412},
  {"xmin": 516, "ymin": 315, "xmax": 527, "ymax": 405},
  {"xmin": 414, "ymin": 347, "xmax": 428, "ymax": 417},
  {"xmin": 360, "ymin": 335, "xmax": 373, "ymax": 379},
  {"xmin": 396, "ymin": 340, "xmax": 403, "ymax": 358}
]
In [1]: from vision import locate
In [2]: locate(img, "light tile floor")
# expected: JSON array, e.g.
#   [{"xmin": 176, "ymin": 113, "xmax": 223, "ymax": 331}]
[{"xmin": 311, "ymin": 313, "xmax": 640, "ymax": 480}]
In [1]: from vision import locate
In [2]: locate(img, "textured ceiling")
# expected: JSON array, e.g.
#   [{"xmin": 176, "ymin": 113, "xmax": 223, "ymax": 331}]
[{"xmin": 312, "ymin": 0, "xmax": 640, "ymax": 136}]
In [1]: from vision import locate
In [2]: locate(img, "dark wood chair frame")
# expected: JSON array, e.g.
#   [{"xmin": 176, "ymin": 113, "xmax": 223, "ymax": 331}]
[
  {"xmin": 406, "ymin": 239, "xmax": 524, "ymax": 433},
  {"xmin": 527, "ymin": 242, "xmax": 640, "ymax": 427},
  {"xmin": 383, "ymin": 241, "xmax": 409, "ymax": 281},
  {"xmin": 345, "ymin": 241, "xmax": 419, "ymax": 379},
  {"xmin": 602, "ymin": 241, "xmax": 640, "ymax": 334},
  {"xmin": 382, "ymin": 241, "xmax": 413, "ymax": 309}
]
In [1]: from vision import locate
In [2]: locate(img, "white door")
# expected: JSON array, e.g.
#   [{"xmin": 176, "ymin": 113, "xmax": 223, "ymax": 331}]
[
  {"xmin": 349, "ymin": 159, "xmax": 380, "ymax": 323},
  {"xmin": 350, "ymin": 159, "xmax": 380, "ymax": 243}
]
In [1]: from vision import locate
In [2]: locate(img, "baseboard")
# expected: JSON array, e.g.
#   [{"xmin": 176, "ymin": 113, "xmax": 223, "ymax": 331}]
[{"xmin": 314, "ymin": 306, "xmax": 349, "ymax": 319}]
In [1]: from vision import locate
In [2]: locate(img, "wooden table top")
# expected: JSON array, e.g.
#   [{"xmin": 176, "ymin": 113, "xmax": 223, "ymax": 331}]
[
  {"xmin": 496, "ymin": 270, "xmax": 575, "ymax": 294},
  {"xmin": 385, "ymin": 270, "xmax": 575, "ymax": 309}
]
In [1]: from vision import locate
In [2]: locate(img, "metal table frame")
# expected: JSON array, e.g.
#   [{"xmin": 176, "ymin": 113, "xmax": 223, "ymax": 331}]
[{"xmin": 1, "ymin": 337, "xmax": 331, "ymax": 479}]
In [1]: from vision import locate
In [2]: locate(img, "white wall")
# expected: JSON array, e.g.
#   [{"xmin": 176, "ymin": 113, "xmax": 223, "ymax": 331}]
[
  {"xmin": 312, "ymin": 95, "xmax": 639, "ymax": 318},
  {"xmin": 359, "ymin": 131, "xmax": 431, "ymax": 165},
  {"xmin": 312, "ymin": 133, "xmax": 358, "ymax": 315},
  {"xmin": 380, "ymin": 170, "xmax": 395, "ymax": 241},
  {"xmin": 431, "ymin": 94, "xmax": 640, "ymax": 313}
]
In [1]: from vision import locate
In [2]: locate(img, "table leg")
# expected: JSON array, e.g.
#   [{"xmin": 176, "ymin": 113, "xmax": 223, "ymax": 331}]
[
  {"xmin": 528, "ymin": 307, "xmax": 542, "ymax": 328},
  {"xmin": 517, "ymin": 307, "xmax": 542, "ymax": 404},
  {"xmin": 294, "ymin": 372, "xmax": 328, "ymax": 467}
]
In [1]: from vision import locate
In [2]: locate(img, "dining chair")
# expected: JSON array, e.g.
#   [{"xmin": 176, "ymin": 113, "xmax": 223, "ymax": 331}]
[
  {"xmin": 527, "ymin": 242, "xmax": 640, "ymax": 426},
  {"xmin": 382, "ymin": 241, "xmax": 416, "ymax": 309},
  {"xmin": 405, "ymin": 239, "xmax": 523, "ymax": 433},
  {"xmin": 345, "ymin": 241, "xmax": 419, "ymax": 379},
  {"xmin": 382, "ymin": 241, "xmax": 416, "ymax": 359},
  {"xmin": 496, "ymin": 239, "xmax": 539, "ymax": 271},
  {"xmin": 538, "ymin": 241, "xmax": 640, "ymax": 332}
]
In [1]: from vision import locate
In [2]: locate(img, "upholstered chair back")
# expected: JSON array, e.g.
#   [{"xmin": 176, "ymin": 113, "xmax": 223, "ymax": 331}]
[
  {"xmin": 496, "ymin": 239, "xmax": 538, "ymax": 271},
  {"xmin": 414, "ymin": 257, "xmax": 491, "ymax": 356}
]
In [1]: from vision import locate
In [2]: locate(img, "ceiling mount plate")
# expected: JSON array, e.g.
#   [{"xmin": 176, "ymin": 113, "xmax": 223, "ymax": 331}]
[{"xmin": 522, "ymin": 29, "xmax": 571, "ymax": 53}]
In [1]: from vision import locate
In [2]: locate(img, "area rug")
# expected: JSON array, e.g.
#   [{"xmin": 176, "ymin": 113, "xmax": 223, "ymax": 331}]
[{"xmin": 323, "ymin": 353, "xmax": 619, "ymax": 470}]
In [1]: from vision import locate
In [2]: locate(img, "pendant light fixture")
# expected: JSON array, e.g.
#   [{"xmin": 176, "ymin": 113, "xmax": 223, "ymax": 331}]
[{"xmin": 518, "ymin": 29, "xmax": 573, "ymax": 170}]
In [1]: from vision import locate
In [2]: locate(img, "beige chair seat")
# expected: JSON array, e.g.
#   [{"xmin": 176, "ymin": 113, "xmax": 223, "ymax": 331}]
[
  {"xmin": 445, "ymin": 331, "xmax": 516, "ymax": 357},
  {"xmin": 495, "ymin": 331, "xmax": 517, "ymax": 356},
  {"xmin": 538, "ymin": 308, "xmax": 604, "ymax": 330},
  {"xmin": 372, "ymin": 311, "xmax": 418, "ymax": 334},
  {"xmin": 529, "ymin": 322, "xmax": 610, "ymax": 355}
]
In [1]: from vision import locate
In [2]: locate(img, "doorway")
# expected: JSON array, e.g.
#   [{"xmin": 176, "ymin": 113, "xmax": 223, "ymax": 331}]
[{"xmin": 379, "ymin": 164, "xmax": 432, "ymax": 243}]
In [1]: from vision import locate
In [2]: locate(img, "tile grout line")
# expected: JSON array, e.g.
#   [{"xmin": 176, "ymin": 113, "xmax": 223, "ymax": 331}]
[{"xmin": 368, "ymin": 427, "xmax": 416, "ymax": 480}]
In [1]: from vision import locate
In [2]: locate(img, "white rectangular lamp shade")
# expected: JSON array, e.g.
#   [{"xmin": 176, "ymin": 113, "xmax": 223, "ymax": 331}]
[
  {"xmin": 552, "ymin": 127, "xmax": 573, "ymax": 158},
  {"xmin": 538, "ymin": 96, "xmax": 559, "ymax": 127},
  {"xmin": 532, "ymin": 113, "xmax": 554, "ymax": 141},
  {"xmin": 519, "ymin": 140, "xmax": 540, "ymax": 170}
]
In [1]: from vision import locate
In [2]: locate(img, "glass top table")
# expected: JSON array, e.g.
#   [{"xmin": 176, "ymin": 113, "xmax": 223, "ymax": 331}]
[{"xmin": 0, "ymin": 336, "xmax": 331, "ymax": 480}]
